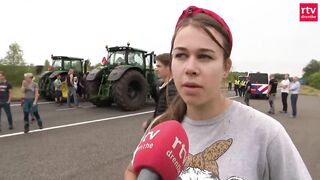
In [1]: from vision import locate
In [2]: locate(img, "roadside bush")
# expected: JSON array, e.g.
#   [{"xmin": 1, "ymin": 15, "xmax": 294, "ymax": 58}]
[
  {"xmin": 0, "ymin": 65, "xmax": 36, "ymax": 86},
  {"xmin": 309, "ymin": 72, "xmax": 320, "ymax": 89}
]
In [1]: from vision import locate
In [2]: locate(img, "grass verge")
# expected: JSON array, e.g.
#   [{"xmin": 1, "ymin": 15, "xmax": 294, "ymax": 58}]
[
  {"xmin": 300, "ymin": 85, "xmax": 320, "ymax": 96},
  {"xmin": 12, "ymin": 87, "xmax": 23, "ymax": 101}
]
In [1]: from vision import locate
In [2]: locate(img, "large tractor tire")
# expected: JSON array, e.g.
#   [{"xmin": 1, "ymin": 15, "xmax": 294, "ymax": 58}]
[
  {"xmin": 39, "ymin": 75, "xmax": 50, "ymax": 100},
  {"xmin": 48, "ymin": 80, "xmax": 56, "ymax": 100},
  {"xmin": 86, "ymin": 80, "xmax": 100, "ymax": 99},
  {"xmin": 86, "ymin": 80, "xmax": 113, "ymax": 107},
  {"xmin": 112, "ymin": 70, "xmax": 147, "ymax": 111}
]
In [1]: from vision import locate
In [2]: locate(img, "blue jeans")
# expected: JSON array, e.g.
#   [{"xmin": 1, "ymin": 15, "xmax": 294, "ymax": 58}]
[
  {"xmin": 291, "ymin": 94, "xmax": 298, "ymax": 116},
  {"xmin": 0, "ymin": 102, "xmax": 13, "ymax": 128},
  {"xmin": 23, "ymin": 98, "xmax": 42, "ymax": 129},
  {"xmin": 67, "ymin": 86, "xmax": 78, "ymax": 106}
]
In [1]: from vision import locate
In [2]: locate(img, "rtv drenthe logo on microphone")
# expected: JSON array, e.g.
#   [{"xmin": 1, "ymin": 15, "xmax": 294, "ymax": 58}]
[
  {"xmin": 300, "ymin": 3, "xmax": 318, "ymax": 22},
  {"xmin": 135, "ymin": 128, "xmax": 188, "ymax": 173}
]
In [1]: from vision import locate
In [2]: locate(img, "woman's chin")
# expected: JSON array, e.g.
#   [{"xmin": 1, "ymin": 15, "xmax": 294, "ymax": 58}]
[{"xmin": 182, "ymin": 96, "xmax": 204, "ymax": 106}]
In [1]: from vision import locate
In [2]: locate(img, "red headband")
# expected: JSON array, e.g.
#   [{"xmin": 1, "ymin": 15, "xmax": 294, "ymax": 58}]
[{"xmin": 175, "ymin": 6, "xmax": 233, "ymax": 50}]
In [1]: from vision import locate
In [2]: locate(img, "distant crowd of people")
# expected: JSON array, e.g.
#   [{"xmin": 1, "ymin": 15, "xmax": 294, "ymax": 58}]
[
  {"xmin": 266, "ymin": 74, "xmax": 301, "ymax": 118},
  {"xmin": 228, "ymin": 74, "xmax": 301, "ymax": 118},
  {"xmin": 0, "ymin": 68, "xmax": 88, "ymax": 133}
]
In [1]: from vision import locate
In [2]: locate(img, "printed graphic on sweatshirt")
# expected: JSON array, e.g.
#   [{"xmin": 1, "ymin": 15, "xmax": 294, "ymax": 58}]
[{"xmin": 178, "ymin": 138, "xmax": 244, "ymax": 180}]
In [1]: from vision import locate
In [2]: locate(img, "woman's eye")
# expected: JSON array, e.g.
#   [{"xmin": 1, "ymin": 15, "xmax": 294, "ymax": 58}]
[
  {"xmin": 198, "ymin": 54, "xmax": 213, "ymax": 60},
  {"xmin": 174, "ymin": 53, "xmax": 188, "ymax": 59}
]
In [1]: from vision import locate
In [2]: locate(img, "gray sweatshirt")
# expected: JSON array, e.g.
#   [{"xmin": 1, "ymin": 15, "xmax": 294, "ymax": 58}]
[{"xmin": 179, "ymin": 101, "xmax": 311, "ymax": 180}]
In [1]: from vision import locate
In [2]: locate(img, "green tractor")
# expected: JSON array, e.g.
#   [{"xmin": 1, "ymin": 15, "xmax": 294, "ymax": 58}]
[
  {"xmin": 38, "ymin": 55, "xmax": 90, "ymax": 100},
  {"xmin": 86, "ymin": 44, "xmax": 158, "ymax": 111}
]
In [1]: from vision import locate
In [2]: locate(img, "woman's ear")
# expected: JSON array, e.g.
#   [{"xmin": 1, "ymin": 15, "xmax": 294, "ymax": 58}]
[{"xmin": 223, "ymin": 58, "xmax": 232, "ymax": 78}]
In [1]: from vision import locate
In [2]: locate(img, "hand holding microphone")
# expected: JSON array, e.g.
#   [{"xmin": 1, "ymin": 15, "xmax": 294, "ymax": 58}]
[{"xmin": 132, "ymin": 120, "xmax": 189, "ymax": 180}]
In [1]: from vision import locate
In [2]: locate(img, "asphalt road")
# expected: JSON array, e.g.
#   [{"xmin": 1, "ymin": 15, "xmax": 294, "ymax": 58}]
[{"xmin": 0, "ymin": 92, "xmax": 319, "ymax": 180}]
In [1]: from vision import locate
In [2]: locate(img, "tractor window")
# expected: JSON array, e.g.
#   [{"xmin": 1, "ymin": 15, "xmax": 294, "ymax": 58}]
[
  {"xmin": 72, "ymin": 60, "xmax": 82, "ymax": 72},
  {"xmin": 52, "ymin": 60, "xmax": 62, "ymax": 70},
  {"xmin": 64, "ymin": 61, "xmax": 72, "ymax": 70},
  {"xmin": 145, "ymin": 55, "xmax": 150, "ymax": 69},
  {"xmin": 145, "ymin": 54, "xmax": 155, "ymax": 70},
  {"xmin": 128, "ymin": 51, "xmax": 144, "ymax": 67},
  {"xmin": 110, "ymin": 51, "xmax": 126, "ymax": 65}
]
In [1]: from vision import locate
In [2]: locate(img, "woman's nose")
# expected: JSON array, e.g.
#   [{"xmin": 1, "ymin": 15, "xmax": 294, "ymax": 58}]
[{"xmin": 185, "ymin": 57, "xmax": 199, "ymax": 76}]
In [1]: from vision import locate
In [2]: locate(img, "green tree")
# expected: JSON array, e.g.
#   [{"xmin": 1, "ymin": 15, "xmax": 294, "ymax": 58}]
[
  {"xmin": 0, "ymin": 42, "xmax": 26, "ymax": 66},
  {"xmin": 309, "ymin": 72, "xmax": 320, "ymax": 89},
  {"xmin": 303, "ymin": 59, "xmax": 320, "ymax": 79}
]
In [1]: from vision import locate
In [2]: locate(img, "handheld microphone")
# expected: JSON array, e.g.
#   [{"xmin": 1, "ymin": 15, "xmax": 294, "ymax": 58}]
[{"xmin": 133, "ymin": 120, "xmax": 189, "ymax": 180}]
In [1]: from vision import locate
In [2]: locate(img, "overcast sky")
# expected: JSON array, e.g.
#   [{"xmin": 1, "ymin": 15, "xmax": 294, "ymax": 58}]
[{"xmin": 1, "ymin": 0, "xmax": 319, "ymax": 77}]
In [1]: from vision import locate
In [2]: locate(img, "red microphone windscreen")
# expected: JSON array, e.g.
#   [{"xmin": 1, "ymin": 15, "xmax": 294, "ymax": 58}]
[{"xmin": 133, "ymin": 120, "xmax": 189, "ymax": 180}]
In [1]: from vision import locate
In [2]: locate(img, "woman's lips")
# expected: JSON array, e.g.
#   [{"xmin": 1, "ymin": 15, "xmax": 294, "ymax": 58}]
[{"xmin": 181, "ymin": 82, "xmax": 203, "ymax": 95}]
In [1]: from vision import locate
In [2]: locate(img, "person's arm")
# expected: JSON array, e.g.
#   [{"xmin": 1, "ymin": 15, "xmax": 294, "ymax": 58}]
[
  {"xmin": 246, "ymin": 83, "xmax": 251, "ymax": 91},
  {"xmin": 21, "ymin": 80, "xmax": 26, "ymax": 97},
  {"xmin": 124, "ymin": 163, "xmax": 137, "ymax": 180},
  {"xmin": 279, "ymin": 80, "xmax": 283, "ymax": 88},
  {"xmin": 33, "ymin": 85, "xmax": 39, "ymax": 105},
  {"xmin": 8, "ymin": 85, "xmax": 12, "ymax": 103},
  {"xmin": 289, "ymin": 82, "xmax": 297, "ymax": 91},
  {"xmin": 266, "ymin": 127, "xmax": 311, "ymax": 179},
  {"xmin": 69, "ymin": 74, "xmax": 74, "ymax": 85}
]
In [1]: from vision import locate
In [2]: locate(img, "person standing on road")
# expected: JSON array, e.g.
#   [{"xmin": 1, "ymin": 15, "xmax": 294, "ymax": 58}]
[
  {"xmin": 142, "ymin": 53, "xmax": 177, "ymax": 130},
  {"xmin": 289, "ymin": 76, "xmax": 301, "ymax": 118},
  {"xmin": 244, "ymin": 77, "xmax": 251, "ymax": 106},
  {"xmin": 228, "ymin": 80, "xmax": 232, "ymax": 91},
  {"xmin": 66, "ymin": 69, "xmax": 79, "ymax": 108},
  {"xmin": 54, "ymin": 74, "xmax": 63, "ymax": 105},
  {"xmin": 279, "ymin": 74, "xmax": 290, "ymax": 113},
  {"xmin": 125, "ymin": 5, "xmax": 311, "ymax": 180},
  {"xmin": 240, "ymin": 79, "xmax": 246, "ymax": 97},
  {"xmin": 0, "ymin": 71, "xmax": 13, "ymax": 131},
  {"xmin": 21, "ymin": 73, "xmax": 43, "ymax": 133},
  {"xmin": 267, "ymin": 74, "xmax": 278, "ymax": 114},
  {"xmin": 234, "ymin": 78, "xmax": 239, "ymax": 96}
]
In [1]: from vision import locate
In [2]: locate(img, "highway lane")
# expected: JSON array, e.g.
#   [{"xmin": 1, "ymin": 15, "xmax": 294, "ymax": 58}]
[
  {"xmin": 0, "ymin": 100, "xmax": 155, "ymax": 180},
  {"xmin": 0, "ymin": 91, "xmax": 319, "ymax": 179}
]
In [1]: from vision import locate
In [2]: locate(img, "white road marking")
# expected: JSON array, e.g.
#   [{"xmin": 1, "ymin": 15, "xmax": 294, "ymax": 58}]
[
  {"xmin": 56, "ymin": 107, "xmax": 77, "ymax": 111},
  {"xmin": 10, "ymin": 101, "xmax": 54, "ymax": 107},
  {"xmin": 55, "ymin": 105, "xmax": 95, "ymax": 111},
  {"xmin": 2, "ymin": 95, "xmax": 237, "ymax": 138},
  {"xmin": 0, "ymin": 110, "xmax": 154, "ymax": 138}
]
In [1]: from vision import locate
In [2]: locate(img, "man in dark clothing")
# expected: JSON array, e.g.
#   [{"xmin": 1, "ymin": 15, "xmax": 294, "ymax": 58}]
[
  {"xmin": 228, "ymin": 80, "xmax": 232, "ymax": 91},
  {"xmin": 0, "ymin": 71, "xmax": 13, "ymax": 131},
  {"xmin": 234, "ymin": 79, "xmax": 239, "ymax": 96},
  {"xmin": 244, "ymin": 77, "xmax": 251, "ymax": 106},
  {"xmin": 153, "ymin": 79, "xmax": 177, "ymax": 117},
  {"xmin": 142, "ymin": 53, "xmax": 177, "ymax": 131},
  {"xmin": 267, "ymin": 74, "xmax": 278, "ymax": 114}
]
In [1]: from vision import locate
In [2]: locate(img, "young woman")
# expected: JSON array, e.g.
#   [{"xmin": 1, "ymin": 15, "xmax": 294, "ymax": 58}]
[
  {"xmin": 125, "ymin": 6, "xmax": 311, "ymax": 180},
  {"xmin": 21, "ymin": 73, "xmax": 43, "ymax": 133}
]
